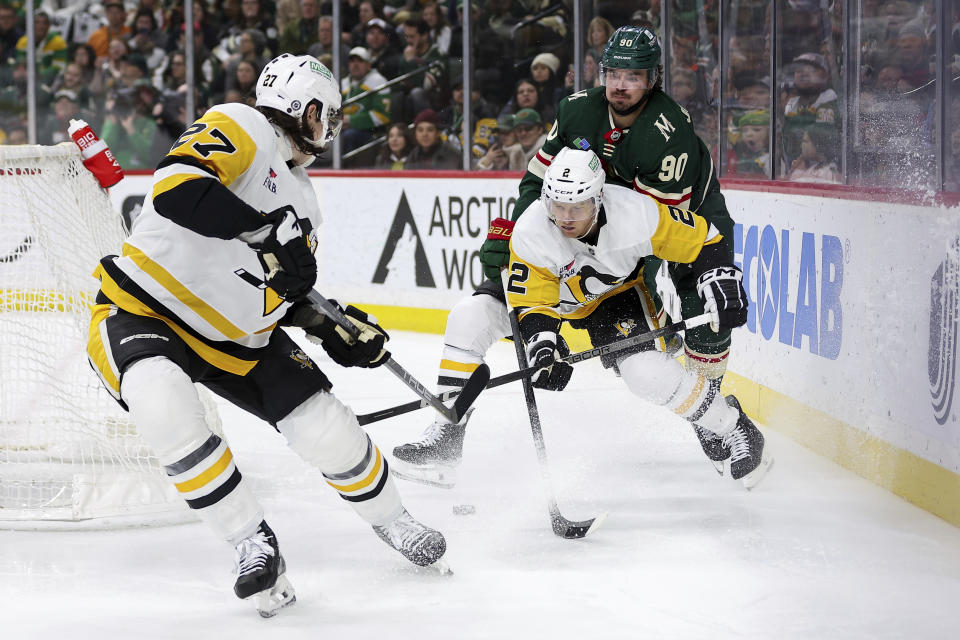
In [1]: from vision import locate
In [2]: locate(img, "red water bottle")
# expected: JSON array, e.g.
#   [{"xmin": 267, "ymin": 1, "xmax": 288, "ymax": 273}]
[{"xmin": 68, "ymin": 118, "xmax": 124, "ymax": 188}]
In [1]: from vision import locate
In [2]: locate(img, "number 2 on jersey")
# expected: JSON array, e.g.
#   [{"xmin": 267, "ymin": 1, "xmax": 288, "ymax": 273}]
[{"xmin": 507, "ymin": 263, "xmax": 529, "ymax": 295}]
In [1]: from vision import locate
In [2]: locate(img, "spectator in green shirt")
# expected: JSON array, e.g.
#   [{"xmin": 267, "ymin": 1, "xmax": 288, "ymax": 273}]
[{"xmin": 341, "ymin": 46, "xmax": 391, "ymax": 153}]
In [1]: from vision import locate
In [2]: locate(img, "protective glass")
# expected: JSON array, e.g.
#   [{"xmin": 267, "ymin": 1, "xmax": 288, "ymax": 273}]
[{"xmin": 324, "ymin": 107, "xmax": 343, "ymax": 144}]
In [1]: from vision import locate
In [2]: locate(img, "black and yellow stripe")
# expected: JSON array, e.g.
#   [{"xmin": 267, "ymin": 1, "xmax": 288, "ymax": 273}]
[
  {"xmin": 323, "ymin": 436, "xmax": 389, "ymax": 503},
  {"xmin": 437, "ymin": 357, "xmax": 482, "ymax": 392},
  {"xmin": 165, "ymin": 433, "xmax": 242, "ymax": 509},
  {"xmin": 87, "ymin": 302, "xmax": 122, "ymax": 398},
  {"xmin": 95, "ymin": 259, "xmax": 262, "ymax": 376}
]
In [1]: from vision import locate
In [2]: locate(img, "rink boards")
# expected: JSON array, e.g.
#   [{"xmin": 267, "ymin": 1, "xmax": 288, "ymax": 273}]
[{"xmin": 107, "ymin": 173, "xmax": 960, "ymax": 527}]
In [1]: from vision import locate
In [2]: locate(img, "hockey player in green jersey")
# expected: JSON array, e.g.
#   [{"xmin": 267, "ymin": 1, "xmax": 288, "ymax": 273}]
[{"xmin": 392, "ymin": 26, "xmax": 738, "ymax": 485}]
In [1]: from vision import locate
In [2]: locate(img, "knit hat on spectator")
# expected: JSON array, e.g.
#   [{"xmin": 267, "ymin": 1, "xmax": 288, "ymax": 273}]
[
  {"xmin": 513, "ymin": 108, "xmax": 542, "ymax": 127},
  {"xmin": 793, "ymin": 52, "xmax": 827, "ymax": 71},
  {"xmin": 413, "ymin": 109, "xmax": 440, "ymax": 126},
  {"xmin": 54, "ymin": 89, "xmax": 79, "ymax": 103},
  {"xmin": 738, "ymin": 110, "xmax": 769, "ymax": 128},
  {"xmin": 495, "ymin": 113, "xmax": 515, "ymax": 132},
  {"xmin": 348, "ymin": 47, "xmax": 371, "ymax": 62},
  {"xmin": 365, "ymin": 18, "xmax": 390, "ymax": 33},
  {"xmin": 898, "ymin": 19, "xmax": 925, "ymax": 39},
  {"xmin": 530, "ymin": 53, "xmax": 560, "ymax": 76}
]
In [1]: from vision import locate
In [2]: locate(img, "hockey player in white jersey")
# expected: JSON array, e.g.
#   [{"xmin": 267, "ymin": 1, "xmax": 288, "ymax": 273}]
[
  {"xmin": 86, "ymin": 54, "xmax": 446, "ymax": 617},
  {"xmin": 504, "ymin": 147, "xmax": 771, "ymax": 487}
]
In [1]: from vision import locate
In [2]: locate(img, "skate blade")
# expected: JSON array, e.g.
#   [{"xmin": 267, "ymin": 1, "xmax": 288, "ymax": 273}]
[
  {"xmin": 252, "ymin": 574, "xmax": 296, "ymax": 618},
  {"xmin": 390, "ymin": 459, "xmax": 458, "ymax": 489},
  {"xmin": 710, "ymin": 459, "xmax": 725, "ymax": 476},
  {"xmin": 741, "ymin": 454, "xmax": 774, "ymax": 491},
  {"xmin": 425, "ymin": 558, "xmax": 453, "ymax": 576}
]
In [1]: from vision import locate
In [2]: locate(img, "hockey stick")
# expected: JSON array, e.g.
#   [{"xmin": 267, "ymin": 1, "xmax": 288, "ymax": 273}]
[
  {"xmin": 306, "ymin": 290, "xmax": 490, "ymax": 425},
  {"xmin": 506, "ymin": 305, "xmax": 606, "ymax": 539},
  {"xmin": 356, "ymin": 312, "xmax": 713, "ymax": 425}
]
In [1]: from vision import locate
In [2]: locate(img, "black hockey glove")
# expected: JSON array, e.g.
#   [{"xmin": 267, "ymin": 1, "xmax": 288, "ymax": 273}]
[
  {"xmin": 305, "ymin": 303, "xmax": 390, "ymax": 368},
  {"xmin": 479, "ymin": 218, "xmax": 514, "ymax": 281},
  {"xmin": 696, "ymin": 266, "xmax": 748, "ymax": 332},
  {"xmin": 248, "ymin": 206, "xmax": 317, "ymax": 302},
  {"xmin": 525, "ymin": 331, "xmax": 573, "ymax": 392}
]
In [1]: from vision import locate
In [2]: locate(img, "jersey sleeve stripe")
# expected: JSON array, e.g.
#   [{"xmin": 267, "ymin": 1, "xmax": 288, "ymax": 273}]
[
  {"xmin": 151, "ymin": 172, "xmax": 206, "ymax": 201},
  {"xmin": 527, "ymin": 152, "xmax": 551, "ymax": 178},
  {"xmin": 633, "ymin": 178, "xmax": 693, "ymax": 205},
  {"xmin": 121, "ymin": 242, "xmax": 248, "ymax": 341}
]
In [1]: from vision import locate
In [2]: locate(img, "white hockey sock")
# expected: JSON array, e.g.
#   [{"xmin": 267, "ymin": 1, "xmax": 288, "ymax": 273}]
[
  {"xmin": 618, "ymin": 351, "xmax": 737, "ymax": 437},
  {"xmin": 278, "ymin": 391, "xmax": 402, "ymax": 526},
  {"xmin": 122, "ymin": 356, "xmax": 263, "ymax": 544}
]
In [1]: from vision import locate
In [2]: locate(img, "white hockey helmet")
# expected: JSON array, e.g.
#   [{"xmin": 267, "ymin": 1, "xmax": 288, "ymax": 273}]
[
  {"xmin": 256, "ymin": 53, "xmax": 343, "ymax": 153},
  {"xmin": 541, "ymin": 147, "xmax": 605, "ymax": 236}
]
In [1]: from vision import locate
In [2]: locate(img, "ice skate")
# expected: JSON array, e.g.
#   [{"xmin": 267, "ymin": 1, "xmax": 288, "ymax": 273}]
[
  {"xmin": 390, "ymin": 409, "xmax": 473, "ymax": 489},
  {"xmin": 233, "ymin": 520, "xmax": 296, "ymax": 618},
  {"xmin": 693, "ymin": 423, "xmax": 729, "ymax": 475},
  {"xmin": 722, "ymin": 396, "xmax": 773, "ymax": 490},
  {"xmin": 691, "ymin": 381, "xmax": 731, "ymax": 474},
  {"xmin": 373, "ymin": 508, "xmax": 450, "ymax": 574}
]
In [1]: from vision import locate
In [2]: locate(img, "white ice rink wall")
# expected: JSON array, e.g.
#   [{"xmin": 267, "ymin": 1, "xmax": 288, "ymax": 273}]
[{"xmin": 108, "ymin": 173, "xmax": 960, "ymax": 526}]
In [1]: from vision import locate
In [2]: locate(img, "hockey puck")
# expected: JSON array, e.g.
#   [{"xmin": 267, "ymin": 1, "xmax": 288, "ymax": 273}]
[{"xmin": 452, "ymin": 504, "xmax": 476, "ymax": 515}]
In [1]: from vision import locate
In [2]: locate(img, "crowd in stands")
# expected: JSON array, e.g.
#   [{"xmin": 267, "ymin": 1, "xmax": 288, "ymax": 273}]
[
  {"xmin": 0, "ymin": 0, "xmax": 956, "ymax": 186},
  {"xmin": 705, "ymin": 0, "xmax": 957, "ymax": 185}
]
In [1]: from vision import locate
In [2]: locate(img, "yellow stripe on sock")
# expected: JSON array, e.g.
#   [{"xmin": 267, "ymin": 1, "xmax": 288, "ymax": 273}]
[
  {"xmin": 175, "ymin": 448, "xmax": 234, "ymax": 493},
  {"xmin": 673, "ymin": 374, "xmax": 706, "ymax": 416},
  {"xmin": 327, "ymin": 449, "xmax": 383, "ymax": 493},
  {"xmin": 439, "ymin": 359, "xmax": 480, "ymax": 373}
]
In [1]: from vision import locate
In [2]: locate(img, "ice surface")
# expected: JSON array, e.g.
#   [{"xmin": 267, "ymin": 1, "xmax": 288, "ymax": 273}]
[{"xmin": 3, "ymin": 332, "xmax": 960, "ymax": 639}]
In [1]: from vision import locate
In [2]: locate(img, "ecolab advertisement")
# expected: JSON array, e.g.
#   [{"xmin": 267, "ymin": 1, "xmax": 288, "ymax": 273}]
[{"xmin": 109, "ymin": 176, "xmax": 960, "ymax": 479}]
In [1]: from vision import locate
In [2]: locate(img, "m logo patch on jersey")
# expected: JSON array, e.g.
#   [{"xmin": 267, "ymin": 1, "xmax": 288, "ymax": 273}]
[
  {"xmin": 290, "ymin": 348, "xmax": 314, "ymax": 369},
  {"xmin": 654, "ymin": 114, "xmax": 676, "ymax": 141},
  {"xmin": 615, "ymin": 319, "xmax": 637, "ymax": 337}
]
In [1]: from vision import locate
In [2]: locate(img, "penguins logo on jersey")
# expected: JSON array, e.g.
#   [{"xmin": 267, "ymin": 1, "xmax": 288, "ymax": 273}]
[
  {"xmin": 290, "ymin": 348, "xmax": 314, "ymax": 369},
  {"xmin": 615, "ymin": 319, "xmax": 637, "ymax": 337}
]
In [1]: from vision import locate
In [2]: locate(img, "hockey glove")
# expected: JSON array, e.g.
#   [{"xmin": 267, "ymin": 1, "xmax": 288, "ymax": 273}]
[
  {"xmin": 305, "ymin": 303, "xmax": 390, "ymax": 368},
  {"xmin": 248, "ymin": 207, "xmax": 317, "ymax": 301},
  {"xmin": 696, "ymin": 266, "xmax": 748, "ymax": 332},
  {"xmin": 479, "ymin": 218, "xmax": 514, "ymax": 281},
  {"xmin": 525, "ymin": 331, "xmax": 574, "ymax": 392}
]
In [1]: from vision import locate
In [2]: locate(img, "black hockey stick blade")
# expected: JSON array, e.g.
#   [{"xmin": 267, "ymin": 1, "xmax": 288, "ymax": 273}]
[
  {"xmin": 452, "ymin": 362, "xmax": 490, "ymax": 421},
  {"xmin": 356, "ymin": 363, "xmax": 489, "ymax": 426},
  {"xmin": 553, "ymin": 510, "xmax": 607, "ymax": 539}
]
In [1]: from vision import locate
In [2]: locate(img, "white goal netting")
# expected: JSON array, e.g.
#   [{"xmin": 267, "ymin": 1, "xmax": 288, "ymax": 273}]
[{"xmin": 0, "ymin": 144, "xmax": 210, "ymax": 527}]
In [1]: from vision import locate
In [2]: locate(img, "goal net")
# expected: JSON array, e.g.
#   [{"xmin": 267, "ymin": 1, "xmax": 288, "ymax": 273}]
[{"xmin": 0, "ymin": 144, "xmax": 213, "ymax": 527}]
